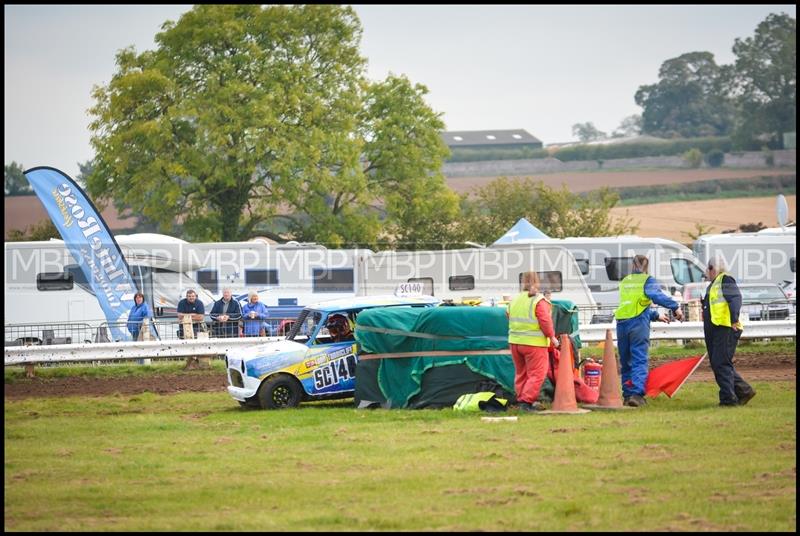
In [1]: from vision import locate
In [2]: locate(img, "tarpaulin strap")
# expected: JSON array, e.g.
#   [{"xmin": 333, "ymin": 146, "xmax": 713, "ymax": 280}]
[
  {"xmin": 357, "ymin": 325, "xmax": 508, "ymax": 342},
  {"xmin": 360, "ymin": 349, "xmax": 512, "ymax": 360}
]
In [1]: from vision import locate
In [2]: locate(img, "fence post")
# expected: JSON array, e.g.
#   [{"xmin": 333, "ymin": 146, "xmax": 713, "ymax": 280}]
[{"xmin": 137, "ymin": 319, "xmax": 152, "ymax": 366}]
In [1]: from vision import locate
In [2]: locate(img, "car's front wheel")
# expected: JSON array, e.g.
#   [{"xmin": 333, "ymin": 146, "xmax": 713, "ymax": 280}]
[{"xmin": 257, "ymin": 375, "xmax": 303, "ymax": 409}]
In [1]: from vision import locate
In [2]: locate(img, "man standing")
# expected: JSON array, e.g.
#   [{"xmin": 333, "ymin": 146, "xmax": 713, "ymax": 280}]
[
  {"xmin": 702, "ymin": 255, "xmax": 756, "ymax": 406},
  {"xmin": 210, "ymin": 288, "xmax": 243, "ymax": 338},
  {"xmin": 177, "ymin": 289, "xmax": 206, "ymax": 339},
  {"xmin": 615, "ymin": 255, "xmax": 683, "ymax": 407}
]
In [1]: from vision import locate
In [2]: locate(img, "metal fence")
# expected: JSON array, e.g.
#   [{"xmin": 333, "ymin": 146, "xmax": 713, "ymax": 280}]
[
  {"xmin": 4, "ymin": 314, "xmax": 301, "ymax": 346},
  {"xmin": 573, "ymin": 300, "xmax": 796, "ymax": 325}
]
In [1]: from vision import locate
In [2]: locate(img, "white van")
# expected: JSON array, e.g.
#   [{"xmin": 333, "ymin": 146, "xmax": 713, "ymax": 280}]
[
  {"xmin": 487, "ymin": 236, "xmax": 706, "ymax": 313},
  {"xmin": 693, "ymin": 231, "xmax": 796, "ymax": 286},
  {"xmin": 358, "ymin": 244, "xmax": 597, "ymax": 310}
]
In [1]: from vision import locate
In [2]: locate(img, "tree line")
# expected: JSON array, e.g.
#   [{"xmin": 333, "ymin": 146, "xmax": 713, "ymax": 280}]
[
  {"xmin": 8, "ymin": 7, "xmax": 793, "ymax": 246},
  {"xmin": 573, "ymin": 12, "xmax": 795, "ymax": 150}
]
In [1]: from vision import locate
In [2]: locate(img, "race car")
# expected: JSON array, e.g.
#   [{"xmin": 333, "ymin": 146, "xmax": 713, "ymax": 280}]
[{"xmin": 225, "ymin": 295, "xmax": 439, "ymax": 409}]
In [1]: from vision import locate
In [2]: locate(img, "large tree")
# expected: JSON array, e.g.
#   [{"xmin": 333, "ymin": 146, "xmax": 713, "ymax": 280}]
[
  {"xmin": 729, "ymin": 12, "xmax": 796, "ymax": 149},
  {"xmin": 88, "ymin": 5, "xmax": 451, "ymax": 246},
  {"xmin": 635, "ymin": 51, "xmax": 734, "ymax": 138}
]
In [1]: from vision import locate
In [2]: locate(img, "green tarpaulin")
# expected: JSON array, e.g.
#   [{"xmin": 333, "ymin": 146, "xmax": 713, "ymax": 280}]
[
  {"xmin": 353, "ymin": 302, "xmax": 581, "ymax": 409},
  {"xmin": 355, "ymin": 307, "xmax": 514, "ymax": 408}
]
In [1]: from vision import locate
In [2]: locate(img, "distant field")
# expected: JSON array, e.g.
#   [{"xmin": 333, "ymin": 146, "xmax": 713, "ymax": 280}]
[
  {"xmin": 610, "ymin": 195, "xmax": 796, "ymax": 243},
  {"xmin": 445, "ymin": 168, "xmax": 794, "ymax": 195}
]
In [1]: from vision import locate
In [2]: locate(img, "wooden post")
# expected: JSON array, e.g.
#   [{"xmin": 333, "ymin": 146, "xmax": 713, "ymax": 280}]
[
  {"xmin": 182, "ymin": 316, "xmax": 200, "ymax": 369},
  {"xmin": 138, "ymin": 319, "xmax": 152, "ymax": 365},
  {"xmin": 25, "ymin": 364, "xmax": 35, "ymax": 378}
]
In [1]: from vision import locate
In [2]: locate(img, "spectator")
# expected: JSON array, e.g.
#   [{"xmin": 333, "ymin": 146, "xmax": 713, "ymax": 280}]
[
  {"xmin": 177, "ymin": 289, "xmax": 206, "ymax": 339},
  {"xmin": 210, "ymin": 287, "xmax": 243, "ymax": 338},
  {"xmin": 242, "ymin": 290, "xmax": 269, "ymax": 337},
  {"xmin": 127, "ymin": 292, "xmax": 152, "ymax": 341}
]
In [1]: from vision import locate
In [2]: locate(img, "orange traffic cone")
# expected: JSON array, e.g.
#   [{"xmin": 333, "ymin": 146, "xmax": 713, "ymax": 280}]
[
  {"xmin": 547, "ymin": 334, "xmax": 591, "ymax": 414},
  {"xmin": 584, "ymin": 329, "xmax": 630, "ymax": 410}
]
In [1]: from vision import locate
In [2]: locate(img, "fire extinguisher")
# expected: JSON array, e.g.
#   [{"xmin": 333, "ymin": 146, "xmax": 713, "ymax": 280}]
[{"xmin": 583, "ymin": 358, "xmax": 603, "ymax": 392}]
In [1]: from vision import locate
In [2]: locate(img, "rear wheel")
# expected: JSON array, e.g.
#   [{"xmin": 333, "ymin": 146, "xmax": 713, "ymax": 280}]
[{"xmin": 257, "ymin": 375, "xmax": 303, "ymax": 409}]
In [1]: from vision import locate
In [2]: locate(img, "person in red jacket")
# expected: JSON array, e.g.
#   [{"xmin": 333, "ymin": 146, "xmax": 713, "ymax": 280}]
[{"xmin": 507, "ymin": 271, "xmax": 559, "ymax": 411}]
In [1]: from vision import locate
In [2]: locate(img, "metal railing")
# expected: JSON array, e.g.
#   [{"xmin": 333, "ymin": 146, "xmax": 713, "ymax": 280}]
[
  {"xmin": 5, "ymin": 319, "xmax": 795, "ymax": 367},
  {"xmin": 4, "ymin": 314, "xmax": 300, "ymax": 347}
]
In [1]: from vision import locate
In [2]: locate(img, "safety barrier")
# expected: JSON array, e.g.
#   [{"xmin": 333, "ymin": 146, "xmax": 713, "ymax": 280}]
[{"xmin": 4, "ymin": 319, "xmax": 794, "ymax": 367}]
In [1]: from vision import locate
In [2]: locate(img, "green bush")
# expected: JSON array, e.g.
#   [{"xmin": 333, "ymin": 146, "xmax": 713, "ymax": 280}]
[
  {"xmin": 683, "ymin": 148, "xmax": 703, "ymax": 168},
  {"xmin": 552, "ymin": 136, "xmax": 732, "ymax": 162},
  {"xmin": 705, "ymin": 148, "xmax": 725, "ymax": 167}
]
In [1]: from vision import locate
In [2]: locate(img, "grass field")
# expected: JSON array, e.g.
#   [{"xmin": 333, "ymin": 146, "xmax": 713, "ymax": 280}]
[{"xmin": 5, "ymin": 376, "xmax": 796, "ymax": 531}]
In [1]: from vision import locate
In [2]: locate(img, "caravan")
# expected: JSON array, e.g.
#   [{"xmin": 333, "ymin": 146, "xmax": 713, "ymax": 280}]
[
  {"xmin": 358, "ymin": 244, "xmax": 597, "ymax": 311},
  {"xmin": 692, "ymin": 228, "xmax": 796, "ymax": 286},
  {"xmin": 185, "ymin": 240, "xmax": 370, "ymax": 308},
  {"xmin": 4, "ymin": 235, "xmax": 215, "ymax": 342},
  {"xmin": 487, "ymin": 236, "xmax": 707, "ymax": 312}
]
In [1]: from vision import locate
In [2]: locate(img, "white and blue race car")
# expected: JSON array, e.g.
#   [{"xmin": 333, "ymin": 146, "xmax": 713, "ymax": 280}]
[{"xmin": 226, "ymin": 295, "xmax": 439, "ymax": 409}]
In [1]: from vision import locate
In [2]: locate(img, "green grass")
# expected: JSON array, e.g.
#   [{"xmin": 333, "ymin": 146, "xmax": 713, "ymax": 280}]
[{"xmin": 4, "ymin": 382, "xmax": 796, "ymax": 531}]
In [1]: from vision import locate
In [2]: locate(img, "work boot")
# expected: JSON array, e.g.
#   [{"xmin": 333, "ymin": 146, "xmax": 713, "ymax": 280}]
[
  {"xmin": 737, "ymin": 389, "xmax": 756, "ymax": 406},
  {"xmin": 625, "ymin": 394, "xmax": 647, "ymax": 407}
]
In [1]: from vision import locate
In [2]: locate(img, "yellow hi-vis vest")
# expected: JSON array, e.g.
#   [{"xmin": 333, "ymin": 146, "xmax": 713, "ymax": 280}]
[
  {"xmin": 709, "ymin": 272, "xmax": 733, "ymax": 327},
  {"xmin": 508, "ymin": 292, "xmax": 549, "ymax": 347},
  {"xmin": 453, "ymin": 392, "xmax": 508, "ymax": 412},
  {"xmin": 614, "ymin": 273, "xmax": 652, "ymax": 320}
]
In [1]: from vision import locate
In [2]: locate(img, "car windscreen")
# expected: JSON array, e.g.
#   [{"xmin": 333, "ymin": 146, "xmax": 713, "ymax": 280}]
[
  {"xmin": 740, "ymin": 286, "xmax": 786, "ymax": 302},
  {"xmin": 287, "ymin": 309, "xmax": 322, "ymax": 343}
]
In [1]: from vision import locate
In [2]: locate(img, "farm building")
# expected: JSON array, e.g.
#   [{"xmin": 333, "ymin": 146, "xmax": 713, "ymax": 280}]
[{"xmin": 441, "ymin": 129, "xmax": 543, "ymax": 152}]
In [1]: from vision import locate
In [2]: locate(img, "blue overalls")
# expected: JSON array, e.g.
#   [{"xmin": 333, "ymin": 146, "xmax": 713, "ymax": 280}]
[{"xmin": 615, "ymin": 272, "xmax": 679, "ymax": 398}]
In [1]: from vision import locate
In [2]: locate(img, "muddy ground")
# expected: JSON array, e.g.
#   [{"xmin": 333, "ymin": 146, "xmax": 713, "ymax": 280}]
[{"xmin": 4, "ymin": 353, "xmax": 795, "ymax": 401}]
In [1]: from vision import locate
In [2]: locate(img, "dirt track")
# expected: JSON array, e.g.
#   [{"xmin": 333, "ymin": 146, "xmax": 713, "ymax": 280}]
[{"xmin": 4, "ymin": 354, "xmax": 794, "ymax": 401}]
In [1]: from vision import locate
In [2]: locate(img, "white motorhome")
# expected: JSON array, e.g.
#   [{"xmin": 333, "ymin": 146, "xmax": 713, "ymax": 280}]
[
  {"xmin": 487, "ymin": 236, "xmax": 706, "ymax": 311},
  {"xmin": 358, "ymin": 244, "xmax": 597, "ymax": 311},
  {"xmin": 4, "ymin": 236, "xmax": 215, "ymax": 340},
  {"xmin": 185, "ymin": 240, "xmax": 371, "ymax": 308},
  {"xmin": 693, "ymin": 229, "xmax": 796, "ymax": 286}
]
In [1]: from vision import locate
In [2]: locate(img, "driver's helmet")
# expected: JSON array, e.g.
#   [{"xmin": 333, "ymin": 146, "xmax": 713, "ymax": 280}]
[{"xmin": 326, "ymin": 314, "xmax": 352, "ymax": 338}]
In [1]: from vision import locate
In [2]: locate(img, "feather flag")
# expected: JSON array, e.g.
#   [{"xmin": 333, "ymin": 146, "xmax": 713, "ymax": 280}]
[
  {"xmin": 23, "ymin": 166, "xmax": 139, "ymax": 341},
  {"xmin": 645, "ymin": 354, "xmax": 706, "ymax": 398}
]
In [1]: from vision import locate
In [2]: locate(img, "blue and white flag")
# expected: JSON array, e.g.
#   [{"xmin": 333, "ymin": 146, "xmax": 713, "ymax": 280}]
[{"xmin": 24, "ymin": 166, "xmax": 138, "ymax": 341}]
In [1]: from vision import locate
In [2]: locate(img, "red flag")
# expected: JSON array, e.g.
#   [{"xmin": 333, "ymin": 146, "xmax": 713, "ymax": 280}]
[{"xmin": 645, "ymin": 355, "xmax": 706, "ymax": 399}]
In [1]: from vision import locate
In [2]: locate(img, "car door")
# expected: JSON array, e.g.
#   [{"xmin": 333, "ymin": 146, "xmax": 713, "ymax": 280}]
[{"xmin": 300, "ymin": 309, "xmax": 360, "ymax": 396}]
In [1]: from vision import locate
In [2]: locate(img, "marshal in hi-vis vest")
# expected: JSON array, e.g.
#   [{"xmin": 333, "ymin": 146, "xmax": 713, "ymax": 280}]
[
  {"xmin": 709, "ymin": 272, "xmax": 733, "ymax": 327},
  {"xmin": 614, "ymin": 273, "xmax": 652, "ymax": 320},
  {"xmin": 508, "ymin": 292, "xmax": 549, "ymax": 347}
]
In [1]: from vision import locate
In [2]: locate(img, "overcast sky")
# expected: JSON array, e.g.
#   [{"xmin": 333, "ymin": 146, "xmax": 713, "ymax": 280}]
[{"xmin": 5, "ymin": 4, "xmax": 796, "ymax": 180}]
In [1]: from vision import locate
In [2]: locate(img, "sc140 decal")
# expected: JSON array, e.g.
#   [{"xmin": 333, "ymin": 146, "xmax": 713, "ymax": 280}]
[{"xmin": 313, "ymin": 353, "xmax": 357, "ymax": 390}]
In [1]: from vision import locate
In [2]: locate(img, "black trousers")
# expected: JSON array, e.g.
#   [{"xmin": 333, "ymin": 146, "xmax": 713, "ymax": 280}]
[{"xmin": 703, "ymin": 322, "xmax": 752, "ymax": 404}]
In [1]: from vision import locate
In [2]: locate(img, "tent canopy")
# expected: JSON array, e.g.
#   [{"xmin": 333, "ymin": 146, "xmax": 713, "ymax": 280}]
[{"xmin": 492, "ymin": 217, "xmax": 549, "ymax": 245}]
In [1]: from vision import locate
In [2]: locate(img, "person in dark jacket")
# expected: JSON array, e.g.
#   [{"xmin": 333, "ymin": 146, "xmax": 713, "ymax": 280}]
[
  {"xmin": 702, "ymin": 255, "xmax": 755, "ymax": 406},
  {"xmin": 614, "ymin": 255, "xmax": 683, "ymax": 407},
  {"xmin": 210, "ymin": 287, "xmax": 243, "ymax": 338},
  {"xmin": 177, "ymin": 289, "xmax": 206, "ymax": 339},
  {"xmin": 127, "ymin": 292, "xmax": 152, "ymax": 341}
]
